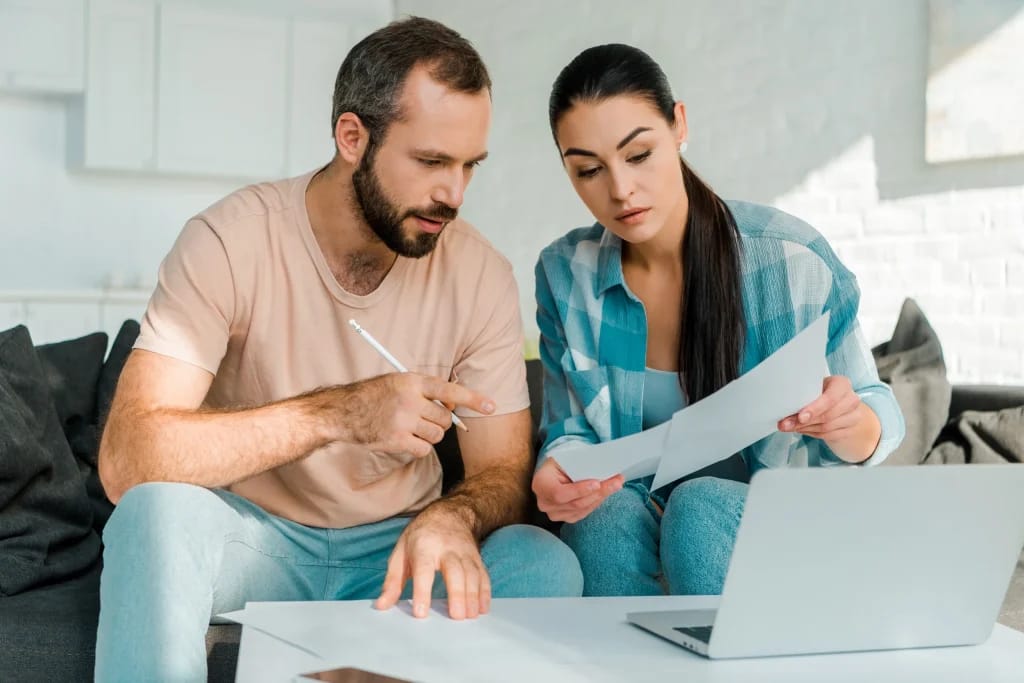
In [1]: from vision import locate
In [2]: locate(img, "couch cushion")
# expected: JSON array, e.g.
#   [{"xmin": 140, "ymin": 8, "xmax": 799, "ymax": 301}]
[
  {"xmin": 0, "ymin": 325, "xmax": 101, "ymax": 596},
  {"xmin": 925, "ymin": 406, "xmax": 1024, "ymax": 465},
  {"xmin": 0, "ymin": 564, "xmax": 100, "ymax": 682},
  {"xmin": 872, "ymin": 299, "xmax": 951, "ymax": 465}
]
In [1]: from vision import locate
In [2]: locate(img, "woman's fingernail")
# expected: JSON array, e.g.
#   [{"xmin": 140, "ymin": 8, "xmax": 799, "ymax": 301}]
[{"xmin": 799, "ymin": 411, "xmax": 811, "ymax": 423}]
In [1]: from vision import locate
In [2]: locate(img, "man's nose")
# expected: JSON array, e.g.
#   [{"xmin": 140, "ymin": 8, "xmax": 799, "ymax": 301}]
[{"xmin": 433, "ymin": 169, "xmax": 466, "ymax": 209}]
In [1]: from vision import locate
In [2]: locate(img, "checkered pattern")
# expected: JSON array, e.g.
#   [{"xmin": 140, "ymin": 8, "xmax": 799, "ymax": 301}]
[{"xmin": 535, "ymin": 199, "xmax": 905, "ymax": 473}]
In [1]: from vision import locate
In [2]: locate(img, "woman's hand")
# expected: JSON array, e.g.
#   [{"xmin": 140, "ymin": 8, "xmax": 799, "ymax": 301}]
[
  {"xmin": 532, "ymin": 458, "xmax": 624, "ymax": 523},
  {"xmin": 778, "ymin": 375, "xmax": 882, "ymax": 463}
]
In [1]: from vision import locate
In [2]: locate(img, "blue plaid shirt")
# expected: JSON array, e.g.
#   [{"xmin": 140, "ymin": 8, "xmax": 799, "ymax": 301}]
[{"xmin": 535, "ymin": 200, "xmax": 905, "ymax": 473}]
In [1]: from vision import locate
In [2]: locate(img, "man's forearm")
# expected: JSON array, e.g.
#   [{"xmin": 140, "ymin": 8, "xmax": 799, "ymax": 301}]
[
  {"xmin": 100, "ymin": 387, "xmax": 346, "ymax": 501},
  {"xmin": 424, "ymin": 461, "xmax": 532, "ymax": 541}
]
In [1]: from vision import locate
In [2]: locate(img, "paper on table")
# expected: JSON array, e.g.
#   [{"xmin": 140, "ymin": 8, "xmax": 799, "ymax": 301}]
[{"xmin": 552, "ymin": 313, "xmax": 830, "ymax": 490}]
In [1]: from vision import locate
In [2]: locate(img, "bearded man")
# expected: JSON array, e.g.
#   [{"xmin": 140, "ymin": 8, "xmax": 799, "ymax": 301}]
[{"xmin": 94, "ymin": 17, "xmax": 582, "ymax": 683}]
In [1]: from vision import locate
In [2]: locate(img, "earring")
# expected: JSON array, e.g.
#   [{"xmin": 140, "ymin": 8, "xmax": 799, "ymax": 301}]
[{"xmin": 679, "ymin": 140, "xmax": 689, "ymax": 155}]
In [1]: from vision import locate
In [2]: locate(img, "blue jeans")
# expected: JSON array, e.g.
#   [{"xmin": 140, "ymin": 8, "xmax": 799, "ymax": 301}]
[
  {"xmin": 95, "ymin": 482, "xmax": 583, "ymax": 682},
  {"xmin": 561, "ymin": 476, "xmax": 748, "ymax": 596}
]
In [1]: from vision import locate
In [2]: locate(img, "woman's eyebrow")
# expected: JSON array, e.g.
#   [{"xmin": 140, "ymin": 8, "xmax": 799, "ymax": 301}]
[{"xmin": 561, "ymin": 126, "xmax": 654, "ymax": 158}]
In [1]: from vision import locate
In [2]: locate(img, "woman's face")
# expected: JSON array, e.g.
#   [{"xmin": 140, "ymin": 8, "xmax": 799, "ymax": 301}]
[{"xmin": 555, "ymin": 95, "xmax": 687, "ymax": 245}]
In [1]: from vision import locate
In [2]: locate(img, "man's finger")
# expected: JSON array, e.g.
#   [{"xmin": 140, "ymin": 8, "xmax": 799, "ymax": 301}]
[
  {"xmin": 419, "ymin": 399, "xmax": 453, "ymax": 428},
  {"xmin": 400, "ymin": 435, "xmax": 435, "ymax": 459},
  {"xmin": 410, "ymin": 554, "xmax": 437, "ymax": 619},
  {"xmin": 413, "ymin": 418, "xmax": 446, "ymax": 445},
  {"xmin": 424, "ymin": 380, "xmax": 496, "ymax": 416},
  {"xmin": 375, "ymin": 545, "xmax": 408, "ymax": 611},
  {"xmin": 479, "ymin": 564, "xmax": 492, "ymax": 615},
  {"xmin": 440, "ymin": 556, "xmax": 467, "ymax": 620},
  {"xmin": 462, "ymin": 560, "xmax": 482, "ymax": 619}
]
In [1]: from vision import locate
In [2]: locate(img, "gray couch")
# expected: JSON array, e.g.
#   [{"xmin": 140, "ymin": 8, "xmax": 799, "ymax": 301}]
[{"xmin": 1, "ymin": 325, "xmax": 1022, "ymax": 683}]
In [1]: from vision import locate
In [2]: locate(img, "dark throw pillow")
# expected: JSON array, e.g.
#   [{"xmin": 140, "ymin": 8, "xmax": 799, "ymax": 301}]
[
  {"xmin": 34, "ymin": 332, "xmax": 108, "ymax": 443},
  {"xmin": 0, "ymin": 326, "xmax": 101, "ymax": 596},
  {"xmin": 88, "ymin": 319, "xmax": 141, "ymax": 532},
  {"xmin": 871, "ymin": 299, "xmax": 952, "ymax": 465}
]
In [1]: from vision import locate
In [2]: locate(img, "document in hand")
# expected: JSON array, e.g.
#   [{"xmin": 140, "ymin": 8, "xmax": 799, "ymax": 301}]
[{"xmin": 552, "ymin": 313, "xmax": 830, "ymax": 490}]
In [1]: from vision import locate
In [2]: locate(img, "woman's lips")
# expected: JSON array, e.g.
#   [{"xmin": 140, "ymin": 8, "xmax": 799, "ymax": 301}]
[{"xmin": 615, "ymin": 208, "xmax": 650, "ymax": 225}]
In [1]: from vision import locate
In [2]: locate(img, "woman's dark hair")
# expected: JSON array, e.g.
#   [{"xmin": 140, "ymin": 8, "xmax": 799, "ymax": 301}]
[{"xmin": 549, "ymin": 44, "xmax": 745, "ymax": 403}]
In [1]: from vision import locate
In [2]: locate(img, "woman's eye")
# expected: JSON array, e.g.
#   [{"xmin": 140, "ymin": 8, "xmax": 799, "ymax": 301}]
[
  {"xmin": 627, "ymin": 150, "xmax": 652, "ymax": 164},
  {"xmin": 576, "ymin": 167, "xmax": 600, "ymax": 179}
]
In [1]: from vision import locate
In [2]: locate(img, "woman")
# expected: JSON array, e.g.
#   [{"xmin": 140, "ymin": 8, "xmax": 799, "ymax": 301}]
[{"xmin": 531, "ymin": 44, "xmax": 905, "ymax": 597}]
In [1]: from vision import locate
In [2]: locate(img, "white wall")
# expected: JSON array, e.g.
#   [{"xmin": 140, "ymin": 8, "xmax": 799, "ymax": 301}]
[
  {"xmin": 1, "ymin": 1, "xmax": 1021, "ymax": 382},
  {"xmin": 396, "ymin": 0, "xmax": 1024, "ymax": 383},
  {"xmin": 0, "ymin": 93, "xmax": 239, "ymax": 293}
]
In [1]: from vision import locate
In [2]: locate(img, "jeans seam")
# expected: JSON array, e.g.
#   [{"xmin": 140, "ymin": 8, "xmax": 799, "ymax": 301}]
[{"xmin": 224, "ymin": 537, "xmax": 330, "ymax": 566}]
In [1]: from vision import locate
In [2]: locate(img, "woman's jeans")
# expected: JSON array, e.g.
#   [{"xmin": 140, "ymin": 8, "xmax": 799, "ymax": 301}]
[
  {"xmin": 95, "ymin": 483, "xmax": 583, "ymax": 682},
  {"xmin": 561, "ymin": 476, "xmax": 749, "ymax": 596}
]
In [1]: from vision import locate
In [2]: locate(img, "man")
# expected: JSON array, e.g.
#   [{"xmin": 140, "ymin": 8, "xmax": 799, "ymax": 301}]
[{"xmin": 95, "ymin": 17, "xmax": 582, "ymax": 682}]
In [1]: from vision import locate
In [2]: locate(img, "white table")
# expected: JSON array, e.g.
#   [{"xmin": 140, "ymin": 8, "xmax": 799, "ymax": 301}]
[{"xmin": 232, "ymin": 597, "xmax": 1024, "ymax": 682}]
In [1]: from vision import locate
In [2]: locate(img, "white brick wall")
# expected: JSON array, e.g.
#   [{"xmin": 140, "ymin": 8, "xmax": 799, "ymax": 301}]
[{"xmin": 400, "ymin": 0, "xmax": 1024, "ymax": 384}]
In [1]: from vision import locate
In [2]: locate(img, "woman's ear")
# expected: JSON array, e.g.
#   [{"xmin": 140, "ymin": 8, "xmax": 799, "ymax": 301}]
[
  {"xmin": 334, "ymin": 112, "xmax": 369, "ymax": 165},
  {"xmin": 673, "ymin": 101, "xmax": 689, "ymax": 148}
]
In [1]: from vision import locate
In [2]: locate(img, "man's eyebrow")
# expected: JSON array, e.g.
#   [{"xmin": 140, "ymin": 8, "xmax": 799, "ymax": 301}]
[
  {"xmin": 561, "ymin": 127, "xmax": 654, "ymax": 158},
  {"xmin": 413, "ymin": 149, "xmax": 489, "ymax": 163}
]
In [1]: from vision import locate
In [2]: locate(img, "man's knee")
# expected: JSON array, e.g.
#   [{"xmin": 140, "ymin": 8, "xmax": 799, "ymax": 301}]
[
  {"xmin": 103, "ymin": 482, "xmax": 225, "ymax": 551},
  {"xmin": 483, "ymin": 524, "xmax": 583, "ymax": 597}
]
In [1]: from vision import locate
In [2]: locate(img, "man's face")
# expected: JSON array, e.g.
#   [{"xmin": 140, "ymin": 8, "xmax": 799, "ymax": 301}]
[{"xmin": 352, "ymin": 66, "xmax": 491, "ymax": 258}]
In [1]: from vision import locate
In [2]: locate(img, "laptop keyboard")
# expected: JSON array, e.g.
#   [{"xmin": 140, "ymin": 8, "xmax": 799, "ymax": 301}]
[{"xmin": 673, "ymin": 625, "xmax": 714, "ymax": 644}]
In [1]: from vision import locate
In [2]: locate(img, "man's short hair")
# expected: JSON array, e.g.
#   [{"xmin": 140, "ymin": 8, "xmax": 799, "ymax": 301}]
[{"xmin": 330, "ymin": 16, "xmax": 491, "ymax": 145}]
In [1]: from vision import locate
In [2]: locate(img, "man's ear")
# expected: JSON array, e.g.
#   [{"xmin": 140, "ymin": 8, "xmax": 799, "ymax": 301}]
[{"xmin": 334, "ymin": 112, "xmax": 369, "ymax": 165}]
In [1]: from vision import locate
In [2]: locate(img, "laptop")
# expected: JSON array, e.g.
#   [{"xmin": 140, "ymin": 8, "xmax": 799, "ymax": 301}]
[{"xmin": 628, "ymin": 464, "xmax": 1024, "ymax": 659}]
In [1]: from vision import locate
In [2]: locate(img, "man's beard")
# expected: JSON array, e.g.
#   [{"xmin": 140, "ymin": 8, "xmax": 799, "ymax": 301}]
[{"xmin": 351, "ymin": 149, "xmax": 457, "ymax": 258}]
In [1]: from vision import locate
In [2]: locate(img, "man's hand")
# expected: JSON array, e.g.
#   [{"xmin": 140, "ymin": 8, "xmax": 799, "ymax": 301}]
[
  {"xmin": 532, "ymin": 458, "xmax": 623, "ymax": 523},
  {"xmin": 375, "ymin": 508, "xmax": 489, "ymax": 620},
  {"xmin": 338, "ymin": 373, "xmax": 494, "ymax": 457},
  {"xmin": 778, "ymin": 375, "xmax": 882, "ymax": 463}
]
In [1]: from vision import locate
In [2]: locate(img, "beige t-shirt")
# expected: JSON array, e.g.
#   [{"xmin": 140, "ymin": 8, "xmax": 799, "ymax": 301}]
[{"xmin": 135, "ymin": 171, "xmax": 529, "ymax": 528}]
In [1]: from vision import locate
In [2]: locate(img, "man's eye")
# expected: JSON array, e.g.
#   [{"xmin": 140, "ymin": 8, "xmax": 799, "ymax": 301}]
[{"xmin": 419, "ymin": 158, "xmax": 441, "ymax": 167}]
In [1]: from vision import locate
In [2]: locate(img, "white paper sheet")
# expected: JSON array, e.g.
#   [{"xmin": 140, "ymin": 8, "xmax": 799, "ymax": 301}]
[{"xmin": 553, "ymin": 313, "xmax": 830, "ymax": 490}]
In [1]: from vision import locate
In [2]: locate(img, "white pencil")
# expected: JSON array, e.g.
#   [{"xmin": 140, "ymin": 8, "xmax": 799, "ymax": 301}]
[{"xmin": 348, "ymin": 319, "xmax": 468, "ymax": 432}]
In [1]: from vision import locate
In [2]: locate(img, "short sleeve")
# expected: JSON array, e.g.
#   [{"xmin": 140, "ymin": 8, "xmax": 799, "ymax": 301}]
[
  {"xmin": 451, "ymin": 260, "xmax": 530, "ymax": 418},
  {"xmin": 134, "ymin": 219, "xmax": 235, "ymax": 375}
]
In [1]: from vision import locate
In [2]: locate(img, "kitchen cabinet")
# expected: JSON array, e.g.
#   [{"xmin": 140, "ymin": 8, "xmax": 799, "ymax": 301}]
[{"xmin": 0, "ymin": 0, "xmax": 85, "ymax": 94}]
